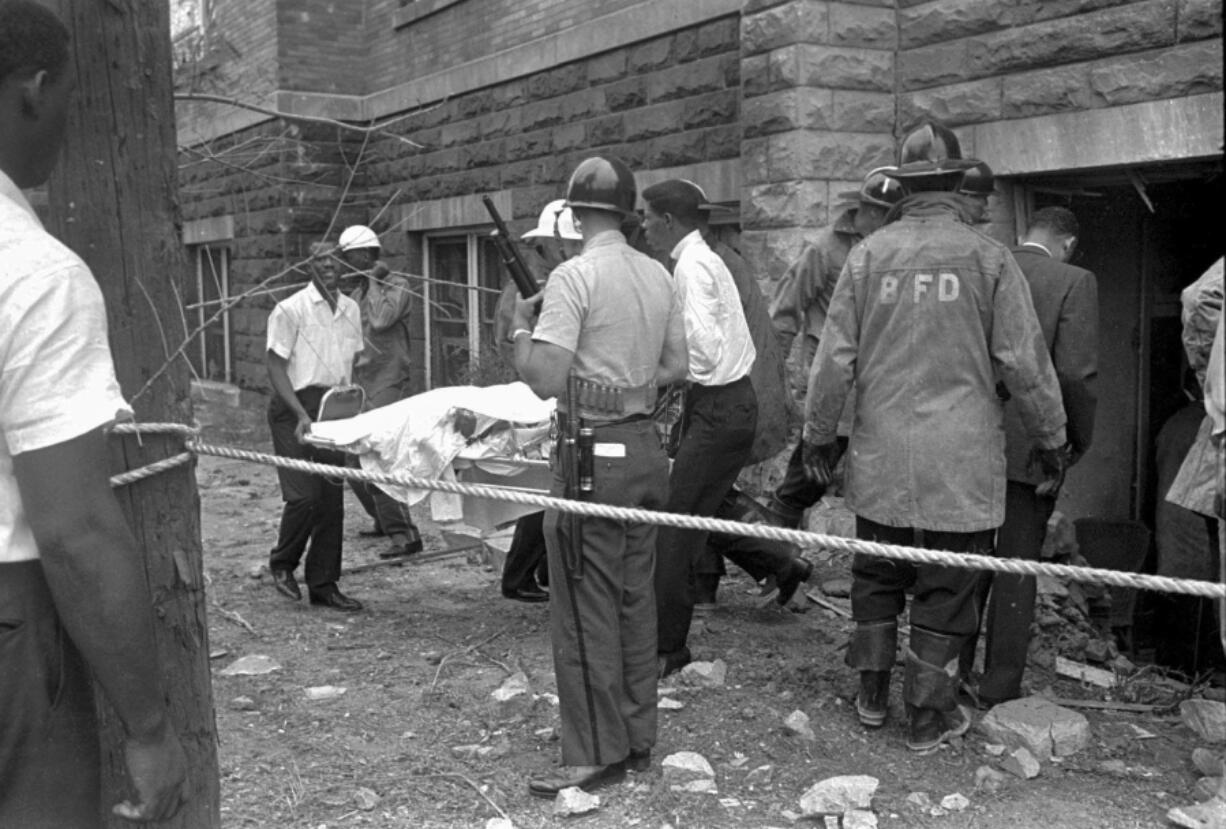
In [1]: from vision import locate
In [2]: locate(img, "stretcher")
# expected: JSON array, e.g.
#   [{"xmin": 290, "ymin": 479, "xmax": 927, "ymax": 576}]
[{"xmin": 305, "ymin": 382, "xmax": 555, "ymax": 533}]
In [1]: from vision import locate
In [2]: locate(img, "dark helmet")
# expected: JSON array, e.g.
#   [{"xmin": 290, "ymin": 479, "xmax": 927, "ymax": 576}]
[
  {"xmin": 565, "ymin": 156, "xmax": 636, "ymax": 216},
  {"xmin": 899, "ymin": 120, "xmax": 963, "ymax": 166},
  {"xmin": 838, "ymin": 166, "xmax": 906, "ymax": 209},
  {"xmin": 958, "ymin": 160, "xmax": 995, "ymax": 196},
  {"xmin": 890, "ymin": 120, "xmax": 978, "ymax": 192}
]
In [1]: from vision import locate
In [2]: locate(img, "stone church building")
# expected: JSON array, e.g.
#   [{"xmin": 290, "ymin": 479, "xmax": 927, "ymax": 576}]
[{"xmin": 173, "ymin": 0, "xmax": 1222, "ymax": 528}]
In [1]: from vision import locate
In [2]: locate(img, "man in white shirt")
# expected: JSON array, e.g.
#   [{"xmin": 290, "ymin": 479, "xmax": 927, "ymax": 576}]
[
  {"xmin": 641, "ymin": 178, "xmax": 759, "ymax": 676},
  {"xmin": 0, "ymin": 2, "xmax": 188, "ymax": 824},
  {"xmin": 266, "ymin": 242, "xmax": 365, "ymax": 611}
]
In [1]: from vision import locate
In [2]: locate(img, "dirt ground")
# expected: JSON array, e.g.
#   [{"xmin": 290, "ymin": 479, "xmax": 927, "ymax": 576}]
[{"xmin": 195, "ymin": 393, "xmax": 1211, "ymax": 829}]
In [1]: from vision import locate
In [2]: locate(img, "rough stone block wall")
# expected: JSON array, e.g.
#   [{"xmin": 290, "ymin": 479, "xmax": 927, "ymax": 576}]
[
  {"xmin": 366, "ymin": 0, "xmax": 643, "ymax": 90},
  {"xmin": 739, "ymin": 0, "xmax": 897, "ymax": 285},
  {"xmin": 362, "ymin": 15, "xmax": 742, "ymax": 227},
  {"xmin": 897, "ymin": 0, "xmax": 1223, "ymax": 129},
  {"xmin": 276, "ymin": 0, "xmax": 370, "ymax": 94},
  {"xmin": 178, "ymin": 122, "xmax": 366, "ymax": 389}
]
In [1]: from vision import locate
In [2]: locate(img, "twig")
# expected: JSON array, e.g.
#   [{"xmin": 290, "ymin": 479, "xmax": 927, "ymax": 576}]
[
  {"xmin": 1044, "ymin": 697, "xmax": 1172, "ymax": 714},
  {"xmin": 425, "ymin": 772, "xmax": 510, "ymax": 821},
  {"xmin": 174, "ymin": 93, "xmax": 429, "ymax": 148},
  {"xmin": 805, "ymin": 590, "xmax": 851, "ymax": 619},
  {"xmin": 212, "ymin": 601, "xmax": 258, "ymax": 636},
  {"xmin": 429, "ymin": 630, "xmax": 506, "ymax": 692}
]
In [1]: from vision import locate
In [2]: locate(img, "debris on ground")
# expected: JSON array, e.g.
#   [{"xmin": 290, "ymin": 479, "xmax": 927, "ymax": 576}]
[
  {"xmin": 799, "ymin": 774, "xmax": 878, "ymax": 816},
  {"xmin": 304, "ymin": 685, "xmax": 347, "ymax": 701},
  {"xmin": 553, "ymin": 786, "xmax": 599, "ymax": 816},
  {"xmin": 1001, "ymin": 747, "xmax": 1041, "ymax": 779},
  {"xmin": 1181, "ymin": 699, "xmax": 1226, "ymax": 743},
  {"xmin": 219, "ymin": 654, "xmax": 280, "ymax": 676},
  {"xmin": 662, "ymin": 751, "xmax": 717, "ymax": 794},
  {"xmin": 784, "ymin": 709, "xmax": 817, "ymax": 741},
  {"xmin": 491, "ymin": 671, "xmax": 533, "ymax": 719},
  {"xmin": 940, "ymin": 792, "xmax": 970, "ymax": 811},
  {"xmin": 352, "ymin": 787, "xmax": 380, "ymax": 810},
  {"xmin": 978, "ymin": 696, "xmax": 1090, "ymax": 760},
  {"xmin": 680, "ymin": 659, "xmax": 728, "ymax": 688},
  {"xmin": 974, "ymin": 765, "xmax": 1006, "ymax": 792}
]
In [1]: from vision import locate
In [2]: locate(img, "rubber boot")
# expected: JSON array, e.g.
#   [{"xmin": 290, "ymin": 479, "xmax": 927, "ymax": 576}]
[
  {"xmin": 846, "ymin": 619, "xmax": 897, "ymax": 728},
  {"xmin": 904, "ymin": 627, "xmax": 972, "ymax": 753}
]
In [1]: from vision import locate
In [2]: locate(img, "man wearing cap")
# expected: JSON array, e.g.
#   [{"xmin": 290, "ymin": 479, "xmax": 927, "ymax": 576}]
[
  {"xmin": 337, "ymin": 225, "xmax": 423, "ymax": 559},
  {"xmin": 803, "ymin": 120, "xmax": 1068, "ymax": 752},
  {"xmin": 266, "ymin": 242, "xmax": 364, "ymax": 611},
  {"xmin": 957, "ymin": 161, "xmax": 995, "ymax": 225},
  {"xmin": 494, "ymin": 201, "xmax": 583, "ymax": 603},
  {"xmin": 511, "ymin": 157, "xmax": 687, "ymax": 795},
  {"xmin": 641, "ymin": 178, "xmax": 758, "ymax": 677},
  {"xmin": 765, "ymin": 167, "xmax": 903, "ymax": 529},
  {"xmin": 964, "ymin": 206, "xmax": 1098, "ymax": 707}
]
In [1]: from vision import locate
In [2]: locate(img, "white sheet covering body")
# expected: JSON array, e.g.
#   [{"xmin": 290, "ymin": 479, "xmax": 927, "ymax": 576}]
[{"xmin": 307, "ymin": 382, "xmax": 555, "ymax": 520}]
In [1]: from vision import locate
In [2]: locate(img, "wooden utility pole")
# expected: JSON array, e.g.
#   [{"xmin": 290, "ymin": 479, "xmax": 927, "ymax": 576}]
[{"xmin": 42, "ymin": 1, "xmax": 220, "ymax": 826}]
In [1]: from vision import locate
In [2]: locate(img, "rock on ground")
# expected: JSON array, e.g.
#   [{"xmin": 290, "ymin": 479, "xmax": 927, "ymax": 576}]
[
  {"xmin": 491, "ymin": 671, "xmax": 533, "ymax": 719},
  {"xmin": 1002, "ymin": 747, "xmax": 1041, "ymax": 780},
  {"xmin": 784, "ymin": 710, "xmax": 817, "ymax": 740},
  {"xmin": 662, "ymin": 751, "xmax": 715, "ymax": 782},
  {"xmin": 680, "ymin": 659, "xmax": 728, "ymax": 687},
  {"xmin": 1181, "ymin": 699, "xmax": 1226, "ymax": 744},
  {"xmin": 975, "ymin": 765, "xmax": 1006, "ymax": 793},
  {"xmin": 553, "ymin": 787, "xmax": 600, "ymax": 816},
  {"xmin": 941, "ymin": 793, "xmax": 970, "ymax": 811},
  {"xmin": 800, "ymin": 775, "xmax": 879, "ymax": 815},
  {"xmin": 843, "ymin": 809, "xmax": 878, "ymax": 828},
  {"xmin": 352, "ymin": 787, "xmax": 380, "ymax": 811},
  {"xmin": 978, "ymin": 696, "xmax": 1090, "ymax": 760}
]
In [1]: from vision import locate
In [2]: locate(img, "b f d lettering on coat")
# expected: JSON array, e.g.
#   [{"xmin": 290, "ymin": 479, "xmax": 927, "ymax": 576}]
[{"xmin": 878, "ymin": 272, "xmax": 961, "ymax": 305}]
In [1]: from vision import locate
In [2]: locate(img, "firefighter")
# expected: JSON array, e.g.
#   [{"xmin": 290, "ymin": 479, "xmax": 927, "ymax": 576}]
[{"xmin": 803, "ymin": 120, "xmax": 1069, "ymax": 752}]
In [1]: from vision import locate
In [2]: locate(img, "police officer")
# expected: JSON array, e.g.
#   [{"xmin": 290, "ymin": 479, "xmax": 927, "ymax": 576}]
[
  {"xmin": 511, "ymin": 157, "xmax": 687, "ymax": 795},
  {"xmin": 766, "ymin": 167, "xmax": 904, "ymax": 528},
  {"xmin": 803, "ymin": 121, "xmax": 1070, "ymax": 752}
]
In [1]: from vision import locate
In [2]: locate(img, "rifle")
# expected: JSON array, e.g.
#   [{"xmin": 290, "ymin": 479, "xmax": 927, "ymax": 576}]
[{"xmin": 482, "ymin": 195, "xmax": 540, "ymax": 299}]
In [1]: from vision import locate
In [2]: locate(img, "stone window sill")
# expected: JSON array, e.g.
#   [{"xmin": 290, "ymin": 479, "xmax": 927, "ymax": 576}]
[{"xmin": 394, "ymin": 0, "xmax": 465, "ymax": 29}]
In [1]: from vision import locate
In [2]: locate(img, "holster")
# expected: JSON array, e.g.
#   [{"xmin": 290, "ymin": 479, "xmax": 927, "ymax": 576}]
[{"xmin": 846, "ymin": 619, "xmax": 898, "ymax": 672}]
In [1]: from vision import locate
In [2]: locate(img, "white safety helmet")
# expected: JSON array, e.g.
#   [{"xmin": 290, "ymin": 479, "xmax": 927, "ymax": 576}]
[
  {"xmin": 338, "ymin": 224, "xmax": 380, "ymax": 252},
  {"xmin": 521, "ymin": 199, "xmax": 582, "ymax": 242}
]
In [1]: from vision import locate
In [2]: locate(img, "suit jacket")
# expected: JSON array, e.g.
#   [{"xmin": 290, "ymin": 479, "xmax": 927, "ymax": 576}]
[{"xmin": 1004, "ymin": 245, "xmax": 1099, "ymax": 483}]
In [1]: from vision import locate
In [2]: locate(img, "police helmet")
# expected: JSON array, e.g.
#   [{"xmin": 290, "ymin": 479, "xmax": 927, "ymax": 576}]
[{"xmin": 564, "ymin": 156, "xmax": 636, "ymax": 216}]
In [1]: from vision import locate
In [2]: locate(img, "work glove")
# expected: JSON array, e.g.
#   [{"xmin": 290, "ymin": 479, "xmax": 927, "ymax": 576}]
[
  {"xmin": 802, "ymin": 438, "xmax": 844, "ymax": 486},
  {"xmin": 1028, "ymin": 442, "xmax": 1072, "ymax": 499}
]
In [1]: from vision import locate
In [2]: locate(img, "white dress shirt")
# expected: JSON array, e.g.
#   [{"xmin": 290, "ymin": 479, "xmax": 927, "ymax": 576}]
[
  {"xmin": 669, "ymin": 229, "xmax": 755, "ymax": 386},
  {"xmin": 266, "ymin": 282, "xmax": 363, "ymax": 390}
]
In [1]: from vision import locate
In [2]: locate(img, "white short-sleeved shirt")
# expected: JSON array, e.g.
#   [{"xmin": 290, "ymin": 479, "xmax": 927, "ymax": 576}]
[
  {"xmin": 266, "ymin": 283, "xmax": 362, "ymax": 390},
  {"xmin": 1, "ymin": 170, "xmax": 132, "ymax": 563}
]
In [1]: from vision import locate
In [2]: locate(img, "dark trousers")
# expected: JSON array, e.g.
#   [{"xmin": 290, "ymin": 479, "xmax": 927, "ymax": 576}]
[
  {"xmin": 268, "ymin": 387, "xmax": 345, "ymax": 589},
  {"xmin": 502, "ymin": 512, "xmax": 548, "ymax": 592},
  {"xmin": 348, "ymin": 470, "xmax": 420, "ymax": 541},
  {"xmin": 970, "ymin": 481, "xmax": 1054, "ymax": 701},
  {"xmin": 0, "ymin": 562, "xmax": 100, "ymax": 829},
  {"xmin": 697, "ymin": 487, "xmax": 797, "ymax": 582},
  {"xmin": 851, "ymin": 516, "xmax": 995, "ymax": 636},
  {"xmin": 656, "ymin": 376, "xmax": 757, "ymax": 656},
  {"xmin": 545, "ymin": 418, "xmax": 668, "ymax": 766}
]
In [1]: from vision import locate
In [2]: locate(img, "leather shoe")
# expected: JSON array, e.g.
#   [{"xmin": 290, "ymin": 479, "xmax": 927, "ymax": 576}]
[
  {"xmin": 657, "ymin": 646, "xmax": 691, "ymax": 679},
  {"xmin": 308, "ymin": 587, "xmax": 363, "ymax": 612},
  {"xmin": 776, "ymin": 557, "xmax": 813, "ymax": 606},
  {"xmin": 502, "ymin": 585, "xmax": 549, "ymax": 603},
  {"xmin": 528, "ymin": 762, "xmax": 625, "ymax": 798},
  {"xmin": 379, "ymin": 537, "xmax": 423, "ymax": 559},
  {"xmin": 626, "ymin": 749, "xmax": 651, "ymax": 773},
  {"xmin": 271, "ymin": 568, "xmax": 301, "ymax": 601}
]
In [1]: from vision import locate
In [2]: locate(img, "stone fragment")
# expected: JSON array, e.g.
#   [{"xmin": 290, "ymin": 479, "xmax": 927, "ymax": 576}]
[
  {"xmin": 219, "ymin": 654, "xmax": 280, "ymax": 676},
  {"xmin": 553, "ymin": 787, "xmax": 600, "ymax": 816},
  {"xmin": 229, "ymin": 696, "xmax": 257, "ymax": 711},
  {"xmin": 978, "ymin": 696, "xmax": 1090, "ymax": 760},
  {"xmin": 680, "ymin": 659, "xmax": 728, "ymax": 688},
  {"xmin": 534, "ymin": 726, "xmax": 557, "ymax": 741},
  {"xmin": 820, "ymin": 578, "xmax": 852, "ymax": 598},
  {"xmin": 784, "ymin": 710, "xmax": 817, "ymax": 741},
  {"xmin": 905, "ymin": 792, "xmax": 931, "ymax": 809},
  {"xmin": 353, "ymin": 787, "xmax": 380, "ymax": 810},
  {"xmin": 745, "ymin": 765, "xmax": 774, "ymax": 786},
  {"xmin": 984, "ymin": 743, "xmax": 1006, "ymax": 756},
  {"xmin": 1193, "ymin": 747, "xmax": 1225, "ymax": 777},
  {"xmin": 659, "ymin": 697, "xmax": 685, "ymax": 710},
  {"xmin": 1195, "ymin": 776, "xmax": 1222, "ymax": 802},
  {"xmin": 941, "ymin": 793, "xmax": 969, "ymax": 812},
  {"xmin": 799, "ymin": 775, "xmax": 879, "ymax": 815},
  {"xmin": 485, "ymin": 819, "xmax": 514, "ymax": 829},
  {"xmin": 844, "ymin": 809, "xmax": 879, "ymax": 829},
  {"xmin": 1098, "ymin": 759, "xmax": 1127, "ymax": 775},
  {"xmin": 1001, "ymin": 747, "xmax": 1041, "ymax": 779},
  {"xmin": 304, "ymin": 685, "xmax": 346, "ymax": 701},
  {"xmin": 1084, "ymin": 639, "xmax": 1110, "ymax": 664},
  {"xmin": 451, "ymin": 744, "xmax": 482, "ymax": 761},
  {"xmin": 1181, "ymin": 699, "xmax": 1226, "ymax": 743},
  {"xmin": 662, "ymin": 751, "xmax": 716, "ymax": 785},
  {"xmin": 491, "ymin": 671, "xmax": 533, "ymax": 719},
  {"xmin": 974, "ymin": 765, "xmax": 1006, "ymax": 793},
  {"xmin": 673, "ymin": 778, "xmax": 719, "ymax": 794}
]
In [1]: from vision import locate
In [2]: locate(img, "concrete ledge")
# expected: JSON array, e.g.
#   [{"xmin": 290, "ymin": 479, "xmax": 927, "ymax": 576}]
[
  {"xmin": 958, "ymin": 92, "xmax": 1224, "ymax": 175},
  {"xmin": 389, "ymin": 189, "xmax": 512, "ymax": 232}
]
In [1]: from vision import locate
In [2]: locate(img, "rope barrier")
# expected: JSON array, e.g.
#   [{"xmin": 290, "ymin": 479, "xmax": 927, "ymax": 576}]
[
  {"xmin": 109, "ymin": 452, "xmax": 195, "ymax": 488},
  {"xmin": 107, "ymin": 422, "xmax": 202, "ymax": 488},
  {"xmin": 183, "ymin": 439, "xmax": 1226, "ymax": 600}
]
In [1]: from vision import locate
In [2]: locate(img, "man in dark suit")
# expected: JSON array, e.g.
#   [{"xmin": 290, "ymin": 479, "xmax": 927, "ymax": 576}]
[{"xmin": 967, "ymin": 206, "xmax": 1099, "ymax": 705}]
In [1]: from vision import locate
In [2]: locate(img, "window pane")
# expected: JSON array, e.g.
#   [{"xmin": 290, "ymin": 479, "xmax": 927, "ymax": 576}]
[{"xmin": 428, "ymin": 236, "xmax": 470, "ymax": 387}]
